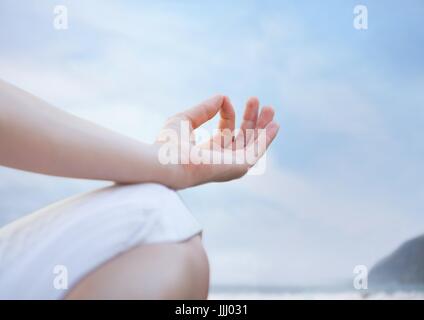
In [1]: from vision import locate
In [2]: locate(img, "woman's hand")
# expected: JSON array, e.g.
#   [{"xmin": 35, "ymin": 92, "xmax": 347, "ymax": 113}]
[
  {"xmin": 0, "ymin": 80, "xmax": 278, "ymax": 188},
  {"xmin": 155, "ymin": 95, "xmax": 279, "ymax": 189}
]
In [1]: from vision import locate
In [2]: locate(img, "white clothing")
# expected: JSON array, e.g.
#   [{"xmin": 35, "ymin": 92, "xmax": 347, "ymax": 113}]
[{"xmin": 0, "ymin": 183, "xmax": 201, "ymax": 299}]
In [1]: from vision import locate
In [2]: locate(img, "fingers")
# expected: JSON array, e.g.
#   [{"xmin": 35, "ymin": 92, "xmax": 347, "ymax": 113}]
[
  {"xmin": 181, "ymin": 95, "xmax": 225, "ymax": 129},
  {"xmin": 163, "ymin": 94, "xmax": 277, "ymax": 158},
  {"xmin": 209, "ymin": 120, "xmax": 279, "ymax": 182},
  {"xmin": 246, "ymin": 120, "xmax": 280, "ymax": 163},
  {"xmin": 241, "ymin": 97, "xmax": 260, "ymax": 130},
  {"xmin": 235, "ymin": 100, "xmax": 275, "ymax": 148},
  {"xmin": 182, "ymin": 98, "xmax": 280, "ymax": 186},
  {"xmin": 215, "ymin": 96, "xmax": 236, "ymax": 148},
  {"xmin": 257, "ymin": 106, "xmax": 275, "ymax": 129},
  {"xmin": 218, "ymin": 96, "xmax": 235, "ymax": 132},
  {"xmin": 161, "ymin": 95, "xmax": 224, "ymax": 145},
  {"xmin": 263, "ymin": 121, "xmax": 280, "ymax": 149},
  {"xmin": 235, "ymin": 97, "xmax": 259, "ymax": 147}
]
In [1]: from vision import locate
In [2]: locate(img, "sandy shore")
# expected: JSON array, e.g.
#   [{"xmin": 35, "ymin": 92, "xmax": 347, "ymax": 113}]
[{"xmin": 209, "ymin": 291, "xmax": 424, "ymax": 300}]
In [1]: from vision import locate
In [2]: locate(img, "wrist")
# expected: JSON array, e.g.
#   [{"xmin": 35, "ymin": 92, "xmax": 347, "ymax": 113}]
[{"xmin": 146, "ymin": 143, "xmax": 185, "ymax": 189}]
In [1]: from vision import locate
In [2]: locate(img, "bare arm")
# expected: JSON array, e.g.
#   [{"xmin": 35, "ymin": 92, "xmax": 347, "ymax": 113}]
[
  {"xmin": 0, "ymin": 79, "xmax": 168, "ymax": 184},
  {"xmin": 0, "ymin": 79, "xmax": 279, "ymax": 189}
]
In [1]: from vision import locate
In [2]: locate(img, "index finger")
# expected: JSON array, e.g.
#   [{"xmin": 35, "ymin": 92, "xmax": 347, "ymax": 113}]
[{"xmin": 183, "ymin": 95, "xmax": 225, "ymax": 129}]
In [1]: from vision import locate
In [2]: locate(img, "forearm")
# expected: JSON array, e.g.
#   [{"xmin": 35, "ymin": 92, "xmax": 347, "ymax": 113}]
[{"xmin": 0, "ymin": 80, "xmax": 169, "ymax": 184}]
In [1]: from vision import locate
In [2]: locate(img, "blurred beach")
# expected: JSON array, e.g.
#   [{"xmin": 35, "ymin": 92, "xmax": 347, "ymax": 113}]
[{"xmin": 209, "ymin": 286, "xmax": 424, "ymax": 300}]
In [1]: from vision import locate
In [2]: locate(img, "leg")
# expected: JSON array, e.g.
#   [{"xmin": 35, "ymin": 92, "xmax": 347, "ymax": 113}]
[
  {"xmin": 0, "ymin": 183, "xmax": 204, "ymax": 299},
  {"xmin": 65, "ymin": 235, "xmax": 209, "ymax": 300}
]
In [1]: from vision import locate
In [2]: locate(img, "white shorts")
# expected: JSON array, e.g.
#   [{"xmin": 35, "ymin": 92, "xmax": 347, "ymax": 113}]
[{"xmin": 0, "ymin": 183, "xmax": 202, "ymax": 300}]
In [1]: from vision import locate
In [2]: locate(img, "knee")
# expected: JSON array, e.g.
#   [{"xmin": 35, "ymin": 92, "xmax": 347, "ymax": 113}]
[
  {"xmin": 66, "ymin": 235, "xmax": 209, "ymax": 300},
  {"xmin": 174, "ymin": 235, "xmax": 210, "ymax": 299}
]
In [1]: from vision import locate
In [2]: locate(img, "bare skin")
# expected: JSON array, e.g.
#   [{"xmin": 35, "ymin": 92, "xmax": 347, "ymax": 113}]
[
  {"xmin": 66, "ymin": 235, "xmax": 209, "ymax": 300},
  {"xmin": 0, "ymin": 79, "xmax": 279, "ymax": 299},
  {"xmin": 0, "ymin": 79, "xmax": 279, "ymax": 189}
]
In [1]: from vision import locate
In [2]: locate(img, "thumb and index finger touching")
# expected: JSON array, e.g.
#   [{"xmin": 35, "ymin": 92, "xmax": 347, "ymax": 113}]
[{"xmin": 166, "ymin": 94, "xmax": 279, "ymax": 153}]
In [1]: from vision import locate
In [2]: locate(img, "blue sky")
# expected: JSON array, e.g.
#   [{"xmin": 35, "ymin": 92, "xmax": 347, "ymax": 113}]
[{"xmin": 0, "ymin": 0, "xmax": 423, "ymax": 287}]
